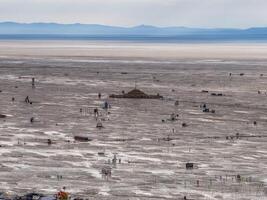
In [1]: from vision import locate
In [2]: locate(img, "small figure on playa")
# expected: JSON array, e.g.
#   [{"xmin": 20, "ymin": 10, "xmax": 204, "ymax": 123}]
[
  {"xmin": 94, "ymin": 108, "xmax": 99, "ymax": 118},
  {"xmin": 32, "ymin": 77, "xmax": 35, "ymax": 88},
  {"xmin": 112, "ymin": 154, "xmax": 117, "ymax": 165},
  {"xmin": 25, "ymin": 96, "xmax": 30, "ymax": 103}
]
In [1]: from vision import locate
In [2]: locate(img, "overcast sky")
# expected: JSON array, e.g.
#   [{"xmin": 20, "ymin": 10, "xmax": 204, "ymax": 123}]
[{"xmin": 0, "ymin": 0, "xmax": 267, "ymax": 28}]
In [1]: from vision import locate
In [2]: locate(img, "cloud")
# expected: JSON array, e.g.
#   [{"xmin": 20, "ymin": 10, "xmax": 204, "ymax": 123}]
[{"xmin": 0, "ymin": 0, "xmax": 267, "ymax": 28}]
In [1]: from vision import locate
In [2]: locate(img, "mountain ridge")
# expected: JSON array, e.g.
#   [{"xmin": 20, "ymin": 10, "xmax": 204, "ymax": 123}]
[{"xmin": 0, "ymin": 22, "xmax": 267, "ymax": 41}]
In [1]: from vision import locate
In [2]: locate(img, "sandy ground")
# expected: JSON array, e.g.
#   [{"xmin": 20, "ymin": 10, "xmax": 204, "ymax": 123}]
[{"xmin": 0, "ymin": 41, "xmax": 267, "ymax": 200}]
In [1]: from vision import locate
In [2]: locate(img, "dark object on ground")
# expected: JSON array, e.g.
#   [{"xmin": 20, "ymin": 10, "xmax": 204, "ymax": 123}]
[
  {"xmin": 74, "ymin": 136, "xmax": 92, "ymax": 142},
  {"xmin": 203, "ymin": 108, "xmax": 215, "ymax": 113},
  {"xmin": 12, "ymin": 97, "xmax": 15, "ymax": 101},
  {"xmin": 30, "ymin": 117, "xmax": 34, "ymax": 123},
  {"xmin": 39, "ymin": 196, "xmax": 56, "ymax": 200},
  {"xmin": 98, "ymin": 152, "xmax": 105, "ymax": 156},
  {"xmin": 240, "ymin": 73, "xmax": 244, "ymax": 76},
  {"xmin": 203, "ymin": 108, "xmax": 209, "ymax": 112},
  {"xmin": 182, "ymin": 123, "xmax": 188, "ymax": 127},
  {"xmin": 121, "ymin": 72, "xmax": 128, "ymax": 74},
  {"xmin": 21, "ymin": 193, "xmax": 44, "ymax": 200},
  {"xmin": 253, "ymin": 121, "xmax": 257, "ymax": 125},
  {"xmin": 201, "ymin": 90, "xmax": 209, "ymax": 93},
  {"xmin": 162, "ymin": 136, "xmax": 172, "ymax": 141},
  {"xmin": 170, "ymin": 113, "xmax": 178, "ymax": 121},
  {"xmin": 47, "ymin": 139, "xmax": 52, "ymax": 145},
  {"xmin": 200, "ymin": 103, "xmax": 207, "ymax": 109},
  {"xmin": 211, "ymin": 93, "xmax": 223, "ymax": 96},
  {"xmin": 186, "ymin": 163, "xmax": 194, "ymax": 169},
  {"xmin": 0, "ymin": 114, "xmax": 6, "ymax": 118},
  {"xmin": 110, "ymin": 88, "xmax": 163, "ymax": 99}
]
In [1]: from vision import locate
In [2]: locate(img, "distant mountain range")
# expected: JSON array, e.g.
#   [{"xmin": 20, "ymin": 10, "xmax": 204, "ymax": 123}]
[{"xmin": 0, "ymin": 22, "xmax": 267, "ymax": 40}]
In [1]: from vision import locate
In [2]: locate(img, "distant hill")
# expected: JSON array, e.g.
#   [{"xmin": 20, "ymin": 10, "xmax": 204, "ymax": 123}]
[{"xmin": 0, "ymin": 22, "xmax": 267, "ymax": 40}]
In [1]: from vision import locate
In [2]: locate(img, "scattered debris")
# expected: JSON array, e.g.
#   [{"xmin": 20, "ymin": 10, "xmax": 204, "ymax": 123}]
[
  {"xmin": 201, "ymin": 103, "xmax": 215, "ymax": 113},
  {"xmin": 162, "ymin": 135, "xmax": 173, "ymax": 141},
  {"xmin": 170, "ymin": 113, "xmax": 179, "ymax": 121}
]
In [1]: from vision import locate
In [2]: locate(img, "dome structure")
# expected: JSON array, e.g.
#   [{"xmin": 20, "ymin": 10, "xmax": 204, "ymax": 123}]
[{"xmin": 110, "ymin": 88, "xmax": 163, "ymax": 99}]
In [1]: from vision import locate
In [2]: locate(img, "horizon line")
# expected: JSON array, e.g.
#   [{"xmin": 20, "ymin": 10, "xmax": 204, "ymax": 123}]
[{"xmin": 1, "ymin": 21, "xmax": 266, "ymax": 30}]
